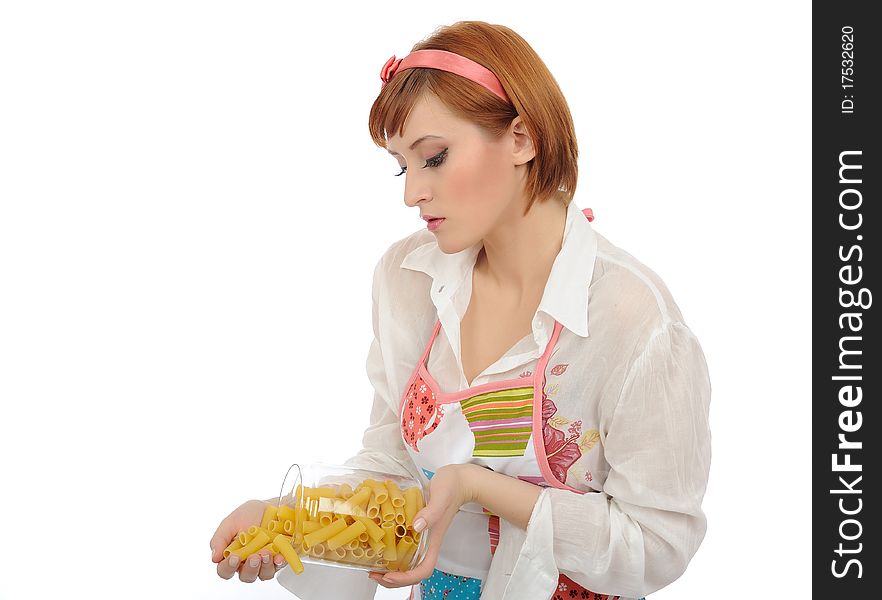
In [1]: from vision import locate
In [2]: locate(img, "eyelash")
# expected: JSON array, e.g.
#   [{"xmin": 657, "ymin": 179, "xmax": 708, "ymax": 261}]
[{"xmin": 394, "ymin": 147, "xmax": 448, "ymax": 177}]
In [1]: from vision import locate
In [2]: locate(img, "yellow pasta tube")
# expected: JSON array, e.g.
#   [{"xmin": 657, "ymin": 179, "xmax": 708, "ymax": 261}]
[
  {"xmin": 223, "ymin": 537, "xmax": 244, "ymax": 559},
  {"xmin": 385, "ymin": 480, "xmax": 406, "ymax": 508},
  {"xmin": 395, "ymin": 523, "xmax": 407, "ymax": 538},
  {"xmin": 304, "ymin": 486, "xmax": 338, "ymax": 500},
  {"xmin": 400, "ymin": 541, "xmax": 418, "ymax": 571},
  {"xmin": 393, "ymin": 535, "xmax": 414, "ymax": 570},
  {"xmin": 302, "ymin": 521, "xmax": 321, "ymax": 535},
  {"xmin": 381, "ymin": 498, "xmax": 395, "ymax": 522},
  {"xmin": 368, "ymin": 480, "xmax": 389, "ymax": 504},
  {"xmin": 277, "ymin": 505, "xmax": 298, "ymax": 523},
  {"xmin": 346, "ymin": 486, "xmax": 372, "ymax": 510},
  {"xmin": 283, "ymin": 520, "xmax": 296, "ymax": 535},
  {"xmin": 367, "ymin": 494, "xmax": 381, "ymax": 519},
  {"xmin": 327, "ymin": 521, "xmax": 366, "ymax": 551},
  {"xmin": 366, "ymin": 535, "xmax": 386, "ymax": 555},
  {"xmin": 259, "ymin": 541, "xmax": 275, "ymax": 554},
  {"xmin": 353, "ymin": 516, "xmax": 385, "ymax": 542},
  {"xmin": 237, "ymin": 531, "xmax": 253, "ymax": 546},
  {"xmin": 414, "ymin": 487, "xmax": 425, "ymax": 513},
  {"xmin": 318, "ymin": 511, "xmax": 334, "ymax": 527},
  {"xmin": 268, "ymin": 520, "xmax": 286, "ymax": 534},
  {"xmin": 346, "ymin": 538, "xmax": 360, "ymax": 550},
  {"xmin": 260, "ymin": 504, "xmax": 279, "ymax": 530},
  {"xmin": 394, "ymin": 505, "xmax": 405, "ymax": 525},
  {"xmin": 404, "ymin": 487, "xmax": 419, "ymax": 528},
  {"xmin": 232, "ymin": 530, "xmax": 270, "ymax": 560},
  {"xmin": 381, "ymin": 522, "xmax": 398, "ymax": 561},
  {"xmin": 358, "ymin": 531, "xmax": 369, "ymax": 543},
  {"xmin": 273, "ymin": 534, "xmax": 305, "ymax": 575},
  {"xmin": 295, "ymin": 507, "xmax": 309, "ymax": 536},
  {"xmin": 303, "ymin": 517, "xmax": 348, "ymax": 548}
]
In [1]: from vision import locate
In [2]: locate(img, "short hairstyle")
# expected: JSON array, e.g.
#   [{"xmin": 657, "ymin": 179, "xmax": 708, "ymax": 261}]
[{"xmin": 368, "ymin": 21, "xmax": 578, "ymax": 214}]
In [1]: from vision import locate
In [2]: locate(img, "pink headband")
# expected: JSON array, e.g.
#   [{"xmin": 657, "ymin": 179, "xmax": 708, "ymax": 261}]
[{"xmin": 380, "ymin": 49, "xmax": 511, "ymax": 104}]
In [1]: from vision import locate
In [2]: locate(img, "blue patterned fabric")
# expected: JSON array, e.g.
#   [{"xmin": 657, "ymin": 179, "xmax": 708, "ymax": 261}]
[
  {"xmin": 417, "ymin": 567, "xmax": 647, "ymax": 600},
  {"xmin": 418, "ymin": 568, "xmax": 482, "ymax": 599}
]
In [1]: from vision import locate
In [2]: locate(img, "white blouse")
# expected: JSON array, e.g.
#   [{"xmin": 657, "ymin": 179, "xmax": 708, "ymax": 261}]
[{"xmin": 278, "ymin": 199, "xmax": 712, "ymax": 600}]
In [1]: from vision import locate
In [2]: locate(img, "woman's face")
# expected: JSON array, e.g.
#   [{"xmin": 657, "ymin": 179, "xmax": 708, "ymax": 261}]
[{"xmin": 386, "ymin": 93, "xmax": 530, "ymax": 254}]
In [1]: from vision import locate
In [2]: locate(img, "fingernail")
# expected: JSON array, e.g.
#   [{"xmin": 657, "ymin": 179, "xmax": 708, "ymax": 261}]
[
  {"xmin": 414, "ymin": 517, "xmax": 426, "ymax": 532},
  {"xmin": 275, "ymin": 557, "xmax": 285, "ymax": 566},
  {"xmin": 261, "ymin": 553, "xmax": 270, "ymax": 564},
  {"xmin": 229, "ymin": 555, "xmax": 240, "ymax": 567},
  {"xmin": 249, "ymin": 556, "xmax": 260, "ymax": 567}
]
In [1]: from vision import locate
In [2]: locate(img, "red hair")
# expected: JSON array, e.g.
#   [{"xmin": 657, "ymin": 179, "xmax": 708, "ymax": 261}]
[{"xmin": 368, "ymin": 21, "xmax": 578, "ymax": 214}]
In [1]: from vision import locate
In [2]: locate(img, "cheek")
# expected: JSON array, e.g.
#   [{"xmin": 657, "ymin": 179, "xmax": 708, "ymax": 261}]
[{"xmin": 446, "ymin": 147, "xmax": 509, "ymax": 218}]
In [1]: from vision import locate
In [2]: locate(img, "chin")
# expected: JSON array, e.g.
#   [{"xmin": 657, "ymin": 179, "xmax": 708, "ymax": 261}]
[{"xmin": 435, "ymin": 235, "xmax": 478, "ymax": 255}]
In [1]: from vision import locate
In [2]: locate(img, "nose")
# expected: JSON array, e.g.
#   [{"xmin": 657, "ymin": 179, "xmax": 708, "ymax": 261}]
[{"xmin": 403, "ymin": 181, "xmax": 431, "ymax": 208}]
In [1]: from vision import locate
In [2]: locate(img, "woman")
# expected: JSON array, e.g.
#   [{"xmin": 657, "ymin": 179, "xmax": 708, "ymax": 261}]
[{"xmin": 211, "ymin": 21, "xmax": 711, "ymax": 600}]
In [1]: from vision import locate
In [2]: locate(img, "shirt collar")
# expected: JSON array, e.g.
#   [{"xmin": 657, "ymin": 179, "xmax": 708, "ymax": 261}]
[{"xmin": 400, "ymin": 200, "xmax": 597, "ymax": 337}]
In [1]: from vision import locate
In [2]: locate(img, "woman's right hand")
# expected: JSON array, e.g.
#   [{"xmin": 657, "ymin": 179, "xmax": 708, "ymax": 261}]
[{"xmin": 210, "ymin": 499, "xmax": 288, "ymax": 582}]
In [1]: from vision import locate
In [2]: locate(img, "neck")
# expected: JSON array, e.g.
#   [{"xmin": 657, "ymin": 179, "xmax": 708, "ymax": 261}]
[{"xmin": 476, "ymin": 196, "xmax": 568, "ymax": 300}]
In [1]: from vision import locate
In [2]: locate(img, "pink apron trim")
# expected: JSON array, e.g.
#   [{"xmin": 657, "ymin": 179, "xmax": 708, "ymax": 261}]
[{"xmin": 397, "ymin": 206, "xmax": 598, "ymax": 476}]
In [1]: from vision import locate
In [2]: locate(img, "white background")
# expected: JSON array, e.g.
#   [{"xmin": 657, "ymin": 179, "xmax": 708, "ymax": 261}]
[{"xmin": 0, "ymin": 1, "xmax": 810, "ymax": 599}]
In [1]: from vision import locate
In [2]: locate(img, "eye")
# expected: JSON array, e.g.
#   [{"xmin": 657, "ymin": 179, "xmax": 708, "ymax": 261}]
[{"xmin": 393, "ymin": 148, "xmax": 448, "ymax": 177}]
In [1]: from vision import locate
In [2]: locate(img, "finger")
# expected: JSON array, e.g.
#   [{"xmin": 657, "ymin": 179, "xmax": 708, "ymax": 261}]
[
  {"xmin": 209, "ymin": 520, "xmax": 237, "ymax": 563},
  {"xmin": 216, "ymin": 554, "xmax": 241, "ymax": 580},
  {"xmin": 257, "ymin": 551, "xmax": 276, "ymax": 581},
  {"xmin": 273, "ymin": 553, "xmax": 287, "ymax": 571},
  {"xmin": 383, "ymin": 529, "xmax": 441, "ymax": 587},
  {"xmin": 368, "ymin": 572, "xmax": 394, "ymax": 589},
  {"xmin": 238, "ymin": 553, "xmax": 262, "ymax": 583}
]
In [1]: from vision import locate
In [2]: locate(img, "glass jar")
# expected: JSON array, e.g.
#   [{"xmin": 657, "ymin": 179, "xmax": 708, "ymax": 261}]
[{"xmin": 274, "ymin": 462, "xmax": 430, "ymax": 574}]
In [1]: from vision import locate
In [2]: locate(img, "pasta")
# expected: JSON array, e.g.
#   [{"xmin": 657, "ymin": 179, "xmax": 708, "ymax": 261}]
[{"xmin": 221, "ymin": 476, "xmax": 425, "ymax": 577}]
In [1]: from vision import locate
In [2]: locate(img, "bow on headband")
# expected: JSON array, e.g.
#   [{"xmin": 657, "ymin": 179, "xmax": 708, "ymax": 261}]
[{"xmin": 380, "ymin": 55, "xmax": 403, "ymax": 87}]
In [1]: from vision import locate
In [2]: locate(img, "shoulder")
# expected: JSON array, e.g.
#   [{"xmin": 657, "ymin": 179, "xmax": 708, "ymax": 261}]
[
  {"xmin": 588, "ymin": 229, "xmax": 689, "ymax": 342},
  {"xmin": 371, "ymin": 228, "xmax": 436, "ymax": 301},
  {"xmin": 375, "ymin": 228, "xmax": 436, "ymax": 273}
]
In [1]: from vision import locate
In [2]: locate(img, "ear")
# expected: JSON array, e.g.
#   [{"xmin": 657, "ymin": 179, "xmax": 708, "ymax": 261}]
[{"xmin": 509, "ymin": 116, "xmax": 536, "ymax": 165}]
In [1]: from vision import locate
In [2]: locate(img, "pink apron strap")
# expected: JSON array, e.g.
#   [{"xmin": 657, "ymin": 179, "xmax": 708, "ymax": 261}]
[{"xmin": 581, "ymin": 207, "xmax": 594, "ymax": 222}]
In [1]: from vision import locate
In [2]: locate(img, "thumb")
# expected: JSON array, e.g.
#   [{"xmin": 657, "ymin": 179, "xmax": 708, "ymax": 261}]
[{"xmin": 411, "ymin": 508, "xmax": 431, "ymax": 534}]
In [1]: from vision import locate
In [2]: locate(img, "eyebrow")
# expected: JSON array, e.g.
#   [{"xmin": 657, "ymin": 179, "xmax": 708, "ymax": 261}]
[{"xmin": 387, "ymin": 135, "xmax": 445, "ymax": 156}]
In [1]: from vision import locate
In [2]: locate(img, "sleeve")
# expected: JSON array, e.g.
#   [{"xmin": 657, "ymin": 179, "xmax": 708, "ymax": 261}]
[
  {"xmin": 277, "ymin": 255, "xmax": 421, "ymax": 600},
  {"xmin": 339, "ymin": 255, "xmax": 423, "ymax": 482},
  {"xmin": 512, "ymin": 320, "xmax": 712, "ymax": 598}
]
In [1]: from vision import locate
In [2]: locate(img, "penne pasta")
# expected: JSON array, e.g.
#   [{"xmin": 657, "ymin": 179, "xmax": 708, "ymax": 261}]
[
  {"xmin": 222, "ymin": 477, "xmax": 425, "ymax": 577},
  {"xmin": 353, "ymin": 516, "xmax": 385, "ymax": 542},
  {"xmin": 276, "ymin": 505, "xmax": 298, "ymax": 523},
  {"xmin": 385, "ymin": 480, "xmax": 406, "ymax": 508},
  {"xmin": 260, "ymin": 504, "xmax": 279, "ymax": 530},
  {"xmin": 232, "ymin": 530, "xmax": 270, "ymax": 561},
  {"xmin": 222, "ymin": 537, "xmax": 244, "ymax": 559},
  {"xmin": 326, "ymin": 521, "xmax": 367, "ymax": 552},
  {"xmin": 367, "ymin": 494, "xmax": 381, "ymax": 520},
  {"xmin": 381, "ymin": 498, "xmax": 395, "ymax": 523},
  {"xmin": 273, "ymin": 534, "xmax": 304, "ymax": 575},
  {"xmin": 369, "ymin": 480, "xmax": 389, "ymax": 504},
  {"xmin": 366, "ymin": 535, "xmax": 386, "ymax": 556},
  {"xmin": 403, "ymin": 487, "xmax": 418, "ymax": 528},
  {"xmin": 303, "ymin": 517, "xmax": 348, "ymax": 548},
  {"xmin": 381, "ymin": 522, "xmax": 398, "ymax": 561},
  {"xmin": 302, "ymin": 521, "xmax": 322, "ymax": 535}
]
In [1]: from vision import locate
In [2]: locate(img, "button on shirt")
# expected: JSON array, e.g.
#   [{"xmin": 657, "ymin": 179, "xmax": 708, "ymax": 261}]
[{"xmin": 277, "ymin": 200, "xmax": 712, "ymax": 600}]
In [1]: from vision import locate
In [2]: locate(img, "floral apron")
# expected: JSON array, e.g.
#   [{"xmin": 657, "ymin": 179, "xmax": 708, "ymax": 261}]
[{"xmin": 397, "ymin": 209, "xmax": 627, "ymax": 600}]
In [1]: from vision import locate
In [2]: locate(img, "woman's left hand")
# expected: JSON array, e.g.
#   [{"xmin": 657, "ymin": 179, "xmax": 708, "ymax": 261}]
[{"xmin": 368, "ymin": 463, "xmax": 475, "ymax": 589}]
